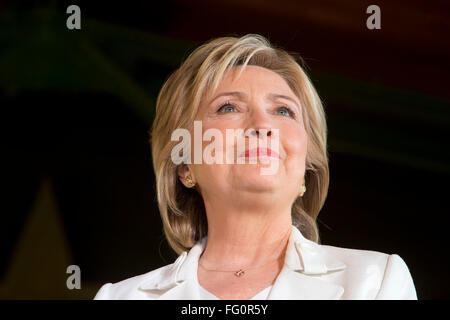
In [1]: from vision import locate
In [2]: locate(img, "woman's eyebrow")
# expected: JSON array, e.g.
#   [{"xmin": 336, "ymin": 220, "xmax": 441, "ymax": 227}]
[
  {"xmin": 267, "ymin": 93, "xmax": 301, "ymax": 112},
  {"xmin": 208, "ymin": 91, "xmax": 248, "ymax": 105}
]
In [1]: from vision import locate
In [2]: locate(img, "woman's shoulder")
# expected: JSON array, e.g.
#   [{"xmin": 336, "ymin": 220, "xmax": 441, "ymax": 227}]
[
  {"xmin": 320, "ymin": 243, "xmax": 392, "ymax": 266},
  {"xmin": 320, "ymin": 243, "xmax": 411, "ymax": 272},
  {"xmin": 318, "ymin": 244, "xmax": 417, "ymax": 299},
  {"xmin": 93, "ymin": 261, "xmax": 178, "ymax": 300}
]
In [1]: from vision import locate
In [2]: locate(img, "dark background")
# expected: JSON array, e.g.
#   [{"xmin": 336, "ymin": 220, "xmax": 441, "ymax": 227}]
[{"xmin": 1, "ymin": 0, "xmax": 449, "ymax": 299}]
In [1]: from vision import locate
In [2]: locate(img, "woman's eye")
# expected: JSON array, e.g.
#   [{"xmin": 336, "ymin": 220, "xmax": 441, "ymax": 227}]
[
  {"xmin": 277, "ymin": 106, "xmax": 295, "ymax": 118},
  {"xmin": 217, "ymin": 103, "xmax": 236, "ymax": 113}
]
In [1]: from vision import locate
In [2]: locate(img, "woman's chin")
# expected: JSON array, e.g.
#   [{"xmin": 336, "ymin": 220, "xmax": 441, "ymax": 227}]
[{"xmin": 233, "ymin": 167, "xmax": 281, "ymax": 191}]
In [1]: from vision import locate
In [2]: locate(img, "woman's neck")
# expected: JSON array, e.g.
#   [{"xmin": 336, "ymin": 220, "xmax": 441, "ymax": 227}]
[{"xmin": 199, "ymin": 201, "xmax": 292, "ymax": 270}]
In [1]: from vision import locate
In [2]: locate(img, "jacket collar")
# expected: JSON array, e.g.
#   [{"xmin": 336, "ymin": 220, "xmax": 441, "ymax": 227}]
[
  {"xmin": 139, "ymin": 225, "xmax": 346, "ymax": 299},
  {"xmin": 266, "ymin": 226, "xmax": 346, "ymax": 299},
  {"xmin": 284, "ymin": 226, "xmax": 346, "ymax": 274}
]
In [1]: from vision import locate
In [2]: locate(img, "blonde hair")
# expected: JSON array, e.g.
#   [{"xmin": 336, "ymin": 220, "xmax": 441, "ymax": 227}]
[{"xmin": 151, "ymin": 34, "xmax": 329, "ymax": 254}]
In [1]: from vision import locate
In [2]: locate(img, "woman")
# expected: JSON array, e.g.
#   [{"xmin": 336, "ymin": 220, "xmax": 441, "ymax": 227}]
[{"xmin": 94, "ymin": 34, "xmax": 417, "ymax": 300}]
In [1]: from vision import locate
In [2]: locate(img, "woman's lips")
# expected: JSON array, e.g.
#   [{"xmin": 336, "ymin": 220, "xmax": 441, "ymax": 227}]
[{"xmin": 241, "ymin": 147, "xmax": 280, "ymax": 159}]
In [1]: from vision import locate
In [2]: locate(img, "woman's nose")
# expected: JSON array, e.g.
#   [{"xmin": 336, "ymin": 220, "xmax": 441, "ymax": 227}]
[
  {"xmin": 246, "ymin": 107, "xmax": 272, "ymax": 137},
  {"xmin": 249, "ymin": 128, "xmax": 272, "ymax": 137}
]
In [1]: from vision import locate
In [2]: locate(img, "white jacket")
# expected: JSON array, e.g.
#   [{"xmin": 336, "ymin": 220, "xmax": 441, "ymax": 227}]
[{"xmin": 94, "ymin": 226, "xmax": 417, "ymax": 300}]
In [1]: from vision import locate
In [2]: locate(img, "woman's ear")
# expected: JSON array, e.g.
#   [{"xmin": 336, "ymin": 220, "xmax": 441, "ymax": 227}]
[{"xmin": 177, "ymin": 164, "xmax": 196, "ymax": 188}]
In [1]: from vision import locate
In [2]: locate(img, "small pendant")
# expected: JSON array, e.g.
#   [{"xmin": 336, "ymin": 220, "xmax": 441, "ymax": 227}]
[{"xmin": 234, "ymin": 269, "xmax": 245, "ymax": 277}]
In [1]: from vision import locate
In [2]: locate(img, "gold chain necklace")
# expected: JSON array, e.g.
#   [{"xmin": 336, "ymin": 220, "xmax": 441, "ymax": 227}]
[{"xmin": 198, "ymin": 257, "xmax": 281, "ymax": 277}]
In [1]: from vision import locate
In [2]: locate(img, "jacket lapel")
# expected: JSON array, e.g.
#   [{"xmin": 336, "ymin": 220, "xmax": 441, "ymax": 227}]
[
  {"xmin": 138, "ymin": 238, "xmax": 206, "ymax": 300},
  {"xmin": 155, "ymin": 278, "xmax": 201, "ymax": 300},
  {"xmin": 267, "ymin": 267, "xmax": 345, "ymax": 300},
  {"xmin": 267, "ymin": 226, "xmax": 346, "ymax": 299}
]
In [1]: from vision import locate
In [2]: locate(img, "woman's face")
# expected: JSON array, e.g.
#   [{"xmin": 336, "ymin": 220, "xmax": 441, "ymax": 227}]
[{"xmin": 187, "ymin": 65, "xmax": 307, "ymax": 207}]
